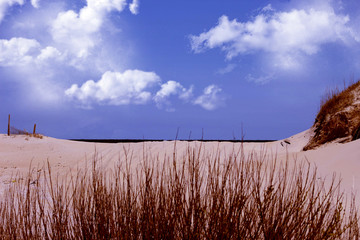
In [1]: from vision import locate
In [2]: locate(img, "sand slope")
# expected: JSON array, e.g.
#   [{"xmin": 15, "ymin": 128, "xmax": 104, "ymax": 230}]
[{"xmin": 0, "ymin": 130, "xmax": 359, "ymax": 200}]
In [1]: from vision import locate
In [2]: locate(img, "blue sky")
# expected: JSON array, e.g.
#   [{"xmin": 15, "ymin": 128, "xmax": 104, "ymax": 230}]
[{"xmin": 1, "ymin": 0, "xmax": 360, "ymax": 140}]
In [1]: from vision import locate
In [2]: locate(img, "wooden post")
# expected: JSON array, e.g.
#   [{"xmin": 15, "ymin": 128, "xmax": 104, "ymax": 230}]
[
  {"xmin": 33, "ymin": 124, "xmax": 36, "ymax": 135},
  {"xmin": 7, "ymin": 114, "xmax": 10, "ymax": 136}
]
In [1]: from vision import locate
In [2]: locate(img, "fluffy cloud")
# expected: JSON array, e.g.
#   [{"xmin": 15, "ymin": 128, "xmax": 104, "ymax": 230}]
[
  {"xmin": 51, "ymin": 0, "xmax": 127, "ymax": 58},
  {"xmin": 154, "ymin": 80, "xmax": 193, "ymax": 111},
  {"xmin": 190, "ymin": 6, "xmax": 358, "ymax": 69},
  {"xmin": 31, "ymin": 0, "xmax": 39, "ymax": 8},
  {"xmin": 0, "ymin": 37, "xmax": 40, "ymax": 66},
  {"xmin": 0, "ymin": 37, "xmax": 65, "ymax": 67},
  {"xmin": 36, "ymin": 46, "xmax": 62, "ymax": 62},
  {"xmin": 0, "ymin": 1, "xmax": 227, "ymax": 112},
  {"xmin": 65, "ymin": 70, "xmax": 161, "ymax": 107},
  {"xmin": 129, "ymin": 0, "xmax": 139, "ymax": 15},
  {"xmin": 66, "ymin": 72, "xmax": 225, "ymax": 111},
  {"xmin": 194, "ymin": 85, "xmax": 224, "ymax": 110}
]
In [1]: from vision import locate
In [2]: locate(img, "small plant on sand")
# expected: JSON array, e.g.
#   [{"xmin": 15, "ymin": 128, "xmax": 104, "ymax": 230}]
[
  {"xmin": 9, "ymin": 126, "xmax": 43, "ymax": 139},
  {"xmin": 0, "ymin": 145, "xmax": 358, "ymax": 239}
]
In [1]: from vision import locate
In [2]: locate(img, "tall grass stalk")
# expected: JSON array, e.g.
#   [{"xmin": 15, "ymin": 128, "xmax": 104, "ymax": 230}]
[{"xmin": 0, "ymin": 145, "xmax": 358, "ymax": 239}]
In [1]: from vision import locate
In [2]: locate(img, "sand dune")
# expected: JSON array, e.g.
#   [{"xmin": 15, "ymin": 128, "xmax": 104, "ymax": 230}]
[{"xmin": 1, "ymin": 129, "xmax": 359, "ymax": 201}]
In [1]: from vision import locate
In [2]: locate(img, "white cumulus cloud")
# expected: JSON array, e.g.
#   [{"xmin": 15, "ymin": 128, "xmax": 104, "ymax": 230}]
[
  {"xmin": 0, "ymin": 37, "xmax": 40, "ymax": 66},
  {"xmin": 65, "ymin": 72, "xmax": 225, "ymax": 111},
  {"xmin": 154, "ymin": 80, "xmax": 193, "ymax": 111},
  {"xmin": 129, "ymin": 0, "xmax": 139, "ymax": 15},
  {"xmin": 194, "ymin": 85, "xmax": 224, "ymax": 110},
  {"xmin": 0, "ymin": 37, "xmax": 64, "ymax": 67},
  {"xmin": 51, "ymin": 0, "xmax": 127, "ymax": 58},
  {"xmin": 31, "ymin": 0, "xmax": 39, "ymax": 8},
  {"xmin": 36, "ymin": 46, "xmax": 62, "ymax": 62},
  {"xmin": 65, "ymin": 69, "xmax": 161, "ymax": 107},
  {"xmin": 190, "ymin": 7, "xmax": 358, "ymax": 69}
]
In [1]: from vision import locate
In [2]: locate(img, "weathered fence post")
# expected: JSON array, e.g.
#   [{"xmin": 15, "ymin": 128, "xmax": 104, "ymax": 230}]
[
  {"xmin": 7, "ymin": 114, "xmax": 10, "ymax": 136},
  {"xmin": 33, "ymin": 124, "xmax": 36, "ymax": 135}
]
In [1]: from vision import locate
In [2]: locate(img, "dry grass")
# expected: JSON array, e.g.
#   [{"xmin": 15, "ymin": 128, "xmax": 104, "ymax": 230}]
[
  {"xmin": 316, "ymin": 80, "xmax": 360, "ymax": 125},
  {"xmin": 304, "ymin": 80, "xmax": 360, "ymax": 150},
  {"xmin": 9, "ymin": 127, "xmax": 43, "ymax": 139},
  {"xmin": 0, "ymin": 145, "xmax": 358, "ymax": 239}
]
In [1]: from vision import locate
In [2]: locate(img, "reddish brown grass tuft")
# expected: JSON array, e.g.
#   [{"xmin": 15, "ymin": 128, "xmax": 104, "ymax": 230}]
[
  {"xmin": 304, "ymin": 80, "xmax": 360, "ymax": 150},
  {"xmin": 317, "ymin": 80, "xmax": 360, "ymax": 125},
  {"xmin": 0, "ymin": 146, "xmax": 358, "ymax": 239}
]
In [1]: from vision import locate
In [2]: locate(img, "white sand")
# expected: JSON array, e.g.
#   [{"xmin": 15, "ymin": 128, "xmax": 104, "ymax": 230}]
[{"xmin": 0, "ymin": 130, "xmax": 359, "ymax": 201}]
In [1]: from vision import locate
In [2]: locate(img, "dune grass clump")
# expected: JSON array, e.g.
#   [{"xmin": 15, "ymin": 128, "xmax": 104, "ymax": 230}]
[
  {"xmin": 317, "ymin": 80, "xmax": 360, "ymax": 124},
  {"xmin": 0, "ymin": 145, "xmax": 358, "ymax": 239},
  {"xmin": 304, "ymin": 80, "xmax": 360, "ymax": 150}
]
